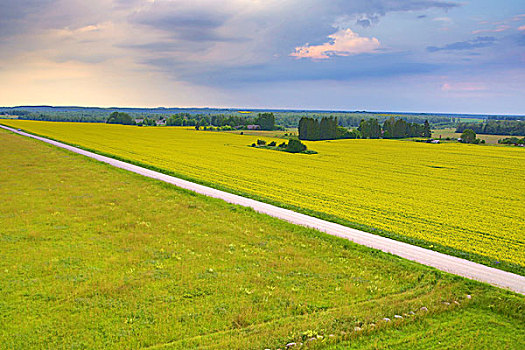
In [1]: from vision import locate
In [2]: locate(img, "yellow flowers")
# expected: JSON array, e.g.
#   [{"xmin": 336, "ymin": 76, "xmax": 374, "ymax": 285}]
[{"xmin": 4, "ymin": 120, "xmax": 524, "ymax": 266}]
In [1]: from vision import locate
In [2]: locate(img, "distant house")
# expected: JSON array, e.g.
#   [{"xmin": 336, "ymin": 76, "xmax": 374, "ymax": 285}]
[
  {"xmin": 135, "ymin": 118, "xmax": 144, "ymax": 124},
  {"xmin": 247, "ymin": 124, "xmax": 260, "ymax": 130},
  {"xmin": 156, "ymin": 119, "xmax": 166, "ymax": 126},
  {"xmin": 431, "ymin": 140, "xmax": 440, "ymax": 144}
]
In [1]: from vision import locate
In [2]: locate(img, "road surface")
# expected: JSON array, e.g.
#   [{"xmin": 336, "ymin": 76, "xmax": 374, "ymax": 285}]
[{"xmin": 2, "ymin": 124, "xmax": 524, "ymax": 295}]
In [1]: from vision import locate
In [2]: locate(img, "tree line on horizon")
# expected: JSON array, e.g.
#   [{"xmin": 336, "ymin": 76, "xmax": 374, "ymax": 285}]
[
  {"xmin": 299, "ymin": 117, "xmax": 432, "ymax": 141},
  {"xmin": 167, "ymin": 112, "xmax": 277, "ymax": 130},
  {"xmin": 456, "ymin": 120, "xmax": 524, "ymax": 136},
  {"xmin": 3, "ymin": 107, "xmax": 494, "ymax": 131}
]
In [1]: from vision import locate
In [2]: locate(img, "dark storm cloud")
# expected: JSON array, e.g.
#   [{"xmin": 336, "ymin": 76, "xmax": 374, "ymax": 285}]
[
  {"xmin": 0, "ymin": 0, "xmax": 56, "ymax": 37},
  {"xmin": 129, "ymin": 1, "xmax": 234, "ymax": 42},
  {"xmin": 144, "ymin": 51, "xmax": 440, "ymax": 87}
]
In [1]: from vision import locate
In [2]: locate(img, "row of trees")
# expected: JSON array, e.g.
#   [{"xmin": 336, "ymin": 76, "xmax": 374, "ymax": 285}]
[
  {"xmin": 165, "ymin": 112, "xmax": 276, "ymax": 130},
  {"xmin": 281, "ymin": 113, "xmax": 455, "ymax": 129},
  {"xmin": 358, "ymin": 118, "xmax": 431, "ymax": 139},
  {"xmin": 298, "ymin": 117, "xmax": 338, "ymax": 140},
  {"xmin": 8, "ymin": 110, "xmax": 106, "ymax": 123},
  {"xmin": 299, "ymin": 117, "xmax": 432, "ymax": 140},
  {"xmin": 456, "ymin": 120, "xmax": 525, "ymax": 136}
]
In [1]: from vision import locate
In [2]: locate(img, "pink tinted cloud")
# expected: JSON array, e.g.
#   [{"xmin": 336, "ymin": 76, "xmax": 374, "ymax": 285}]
[
  {"xmin": 518, "ymin": 25, "xmax": 525, "ymax": 31},
  {"xmin": 441, "ymin": 82, "xmax": 487, "ymax": 92},
  {"xmin": 290, "ymin": 28, "xmax": 380, "ymax": 59},
  {"xmin": 472, "ymin": 25, "xmax": 510, "ymax": 34}
]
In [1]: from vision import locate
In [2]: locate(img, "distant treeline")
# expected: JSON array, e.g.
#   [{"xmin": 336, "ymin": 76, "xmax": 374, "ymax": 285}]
[
  {"xmin": 299, "ymin": 117, "xmax": 431, "ymax": 140},
  {"xmin": 165, "ymin": 112, "xmax": 278, "ymax": 130},
  {"xmin": 335, "ymin": 115, "xmax": 452, "ymax": 129},
  {"xmin": 2, "ymin": 106, "xmax": 522, "ymax": 131},
  {"xmin": 487, "ymin": 115, "xmax": 522, "ymax": 121},
  {"xmin": 4, "ymin": 110, "xmax": 106, "ymax": 122},
  {"xmin": 456, "ymin": 120, "xmax": 525, "ymax": 136}
]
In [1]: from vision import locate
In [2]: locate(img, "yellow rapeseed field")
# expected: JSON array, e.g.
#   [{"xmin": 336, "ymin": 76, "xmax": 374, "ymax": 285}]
[{"xmin": 3, "ymin": 120, "xmax": 524, "ymax": 266}]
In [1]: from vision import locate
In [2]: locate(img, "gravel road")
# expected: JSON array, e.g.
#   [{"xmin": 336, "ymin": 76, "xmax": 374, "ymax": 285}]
[{"xmin": 2, "ymin": 124, "xmax": 524, "ymax": 295}]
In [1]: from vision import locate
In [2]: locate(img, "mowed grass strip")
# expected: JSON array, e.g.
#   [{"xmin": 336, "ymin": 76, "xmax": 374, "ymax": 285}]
[
  {"xmin": 1, "ymin": 120, "xmax": 523, "ymax": 271},
  {"xmin": 0, "ymin": 130, "xmax": 523, "ymax": 349}
]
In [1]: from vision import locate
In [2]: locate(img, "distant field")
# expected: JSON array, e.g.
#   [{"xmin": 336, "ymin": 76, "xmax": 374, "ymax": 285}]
[
  {"xmin": 433, "ymin": 128, "xmax": 523, "ymax": 144},
  {"xmin": 1, "ymin": 129, "xmax": 524, "ymax": 349},
  {"xmin": 225, "ymin": 129, "xmax": 295, "ymax": 138},
  {"xmin": 2, "ymin": 120, "xmax": 524, "ymax": 272},
  {"xmin": 457, "ymin": 117, "xmax": 485, "ymax": 123}
]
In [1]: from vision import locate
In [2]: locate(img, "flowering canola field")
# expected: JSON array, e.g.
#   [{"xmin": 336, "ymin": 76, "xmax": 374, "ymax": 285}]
[{"xmin": 3, "ymin": 120, "xmax": 524, "ymax": 267}]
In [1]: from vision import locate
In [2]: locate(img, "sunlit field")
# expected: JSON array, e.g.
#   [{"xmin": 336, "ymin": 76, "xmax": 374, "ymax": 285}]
[
  {"xmin": 432, "ymin": 128, "xmax": 522, "ymax": 144},
  {"xmin": 2, "ymin": 120, "xmax": 524, "ymax": 271},
  {"xmin": 1, "ymin": 129, "xmax": 524, "ymax": 349}
]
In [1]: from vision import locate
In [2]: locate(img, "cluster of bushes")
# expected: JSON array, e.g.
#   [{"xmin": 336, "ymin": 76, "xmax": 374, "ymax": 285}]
[
  {"xmin": 456, "ymin": 120, "xmax": 525, "ymax": 136},
  {"xmin": 459, "ymin": 129, "xmax": 485, "ymax": 144},
  {"xmin": 196, "ymin": 125, "xmax": 234, "ymax": 131},
  {"xmin": 498, "ymin": 137, "xmax": 525, "ymax": 145},
  {"xmin": 106, "ymin": 112, "xmax": 135, "ymax": 125},
  {"xmin": 251, "ymin": 139, "xmax": 314, "ymax": 154},
  {"xmin": 137, "ymin": 118, "xmax": 156, "ymax": 126}
]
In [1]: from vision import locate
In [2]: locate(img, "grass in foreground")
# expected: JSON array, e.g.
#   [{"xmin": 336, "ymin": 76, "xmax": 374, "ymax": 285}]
[
  {"xmin": 0, "ymin": 129, "xmax": 524, "ymax": 349},
  {"xmin": 1, "ymin": 120, "xmax": 523, "ymax": 273}
]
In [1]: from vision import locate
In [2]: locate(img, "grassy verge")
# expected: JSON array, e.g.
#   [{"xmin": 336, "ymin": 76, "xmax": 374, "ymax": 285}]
[
  {"xmin": 0, "ymin": 128, "xmax": 524, "ymax": 349},
  {"xmin": 2, "ymin": 123, "xmax": 522, "ymax": 276}
]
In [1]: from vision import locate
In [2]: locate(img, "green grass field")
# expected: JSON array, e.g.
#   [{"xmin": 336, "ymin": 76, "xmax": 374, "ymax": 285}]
[{"xmin": 1, "ymin": 129, "xmax": 524, "ymax": 349}]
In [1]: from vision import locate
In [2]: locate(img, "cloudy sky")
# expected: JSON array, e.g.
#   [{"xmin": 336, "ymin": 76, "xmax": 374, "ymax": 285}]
[{"xmin": 1, "ymin": 0, "xmax": 524, "ymax": 114}]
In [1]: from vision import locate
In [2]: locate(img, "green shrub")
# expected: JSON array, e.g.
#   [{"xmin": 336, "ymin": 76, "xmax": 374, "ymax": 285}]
[{"xmin": 286, "ymin": 139, "xmax": 307, "ymax": 153}]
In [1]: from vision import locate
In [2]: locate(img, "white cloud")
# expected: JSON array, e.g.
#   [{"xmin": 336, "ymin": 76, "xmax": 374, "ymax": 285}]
[
  {"xmin": 433, "ymin": 17, "xmax": 452, "ymax": 23},
  {"xmin": 290, "ymin": 28, "xmax": 380, "ymax": 59}
]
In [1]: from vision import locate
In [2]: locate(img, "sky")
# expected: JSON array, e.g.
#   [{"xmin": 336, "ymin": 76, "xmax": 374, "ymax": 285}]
[{"xmin": 0, "ymin": 0, "xmax": 524, "ymax": 114}]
